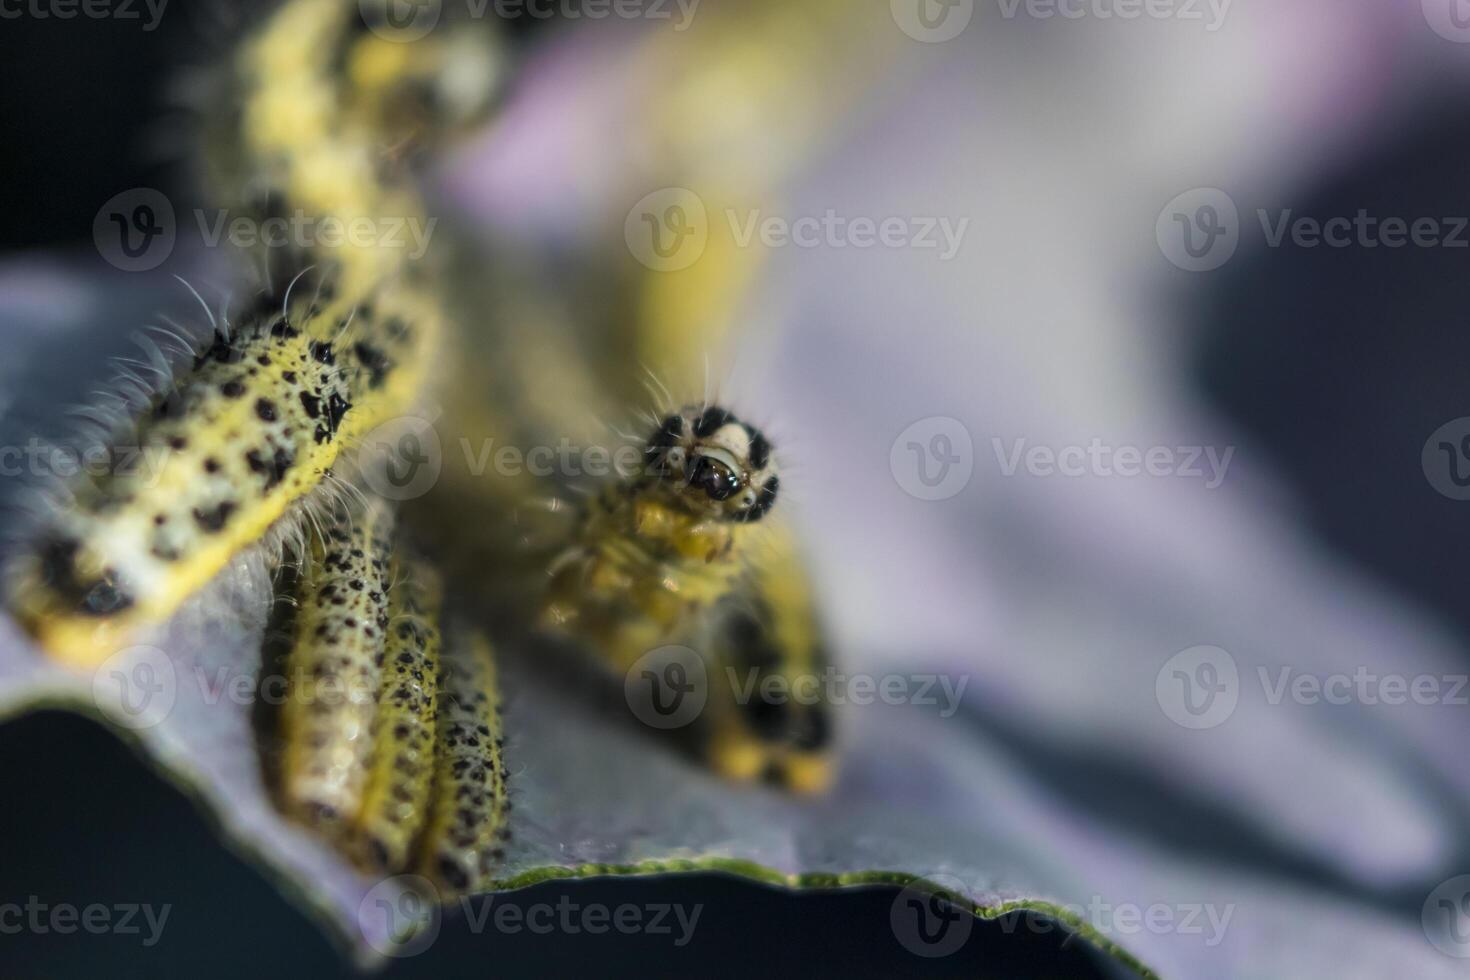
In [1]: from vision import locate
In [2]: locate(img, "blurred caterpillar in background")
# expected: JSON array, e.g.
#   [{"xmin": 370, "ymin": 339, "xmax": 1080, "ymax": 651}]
[{"xmin": 3, "ymin": 0, "xmax": 899, "ymax": 895}]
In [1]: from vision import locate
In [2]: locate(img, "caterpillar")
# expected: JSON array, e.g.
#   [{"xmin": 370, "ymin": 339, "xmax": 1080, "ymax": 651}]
[{"xmin": 4, "ymin": 0, "xmax": 887, "ymax": 895}]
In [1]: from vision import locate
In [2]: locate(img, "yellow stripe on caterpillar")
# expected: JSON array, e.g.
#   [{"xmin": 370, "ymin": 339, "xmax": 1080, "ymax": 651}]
[
  {"xmin": 279, "ymin": 500, "xmax": 395, "ymax": 837},
  {"xmin": 418, "ymin": 631, "xmax": 510, "ymax": 897},
  {"xmin": 8, "ymin": 277, "xmax": 443, "ymax": 668},
  {"xmin": 8, "ymin": 0, "xmax": 469, "ymax": 667},
  {"xmin": 702, "ymin": 523, "xmax": 835, "ymax": 795},
  {"xmin": 351, "ymin": 555, "xmax": 443, "ymax": 874}
]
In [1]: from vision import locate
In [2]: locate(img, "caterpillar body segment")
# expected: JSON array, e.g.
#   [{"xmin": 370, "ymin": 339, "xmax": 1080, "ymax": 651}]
[
  {"xmin": 537, "ymin": 402, "xmax": 781, "ymax": 671},
  {"xmin": 8, "ymin": 274, "xmax": 446, "ymax": 667},
  {"xmin": 554, "ymin": 0, "xmax": 913, "ymax": 406},
  {"xmin": 7, "ymin": 0, "xmax": 489, "ymax": 665},
  {"xmin": 700, "ymin": 524, "xmax": 835, "ymax": 795},
  {"xmin": 417, "ymin": 631, "xmax": 510, "ymax": 898},
  {"xmin": 352, "ymin": 555, "xmax": 443, "ymax": 874},
  {"xmin": 279, "ymin": 500, "xmax": 396, "ymax": 836},
  {"xmin": 274, "ymin": 501, "xmax": 510, "ymax": 886}
]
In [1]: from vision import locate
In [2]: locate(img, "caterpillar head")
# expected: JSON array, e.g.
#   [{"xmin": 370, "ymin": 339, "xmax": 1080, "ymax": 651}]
[{"xmin": 643, "ymin": 406, "xmax": 780, "ymax": 523}]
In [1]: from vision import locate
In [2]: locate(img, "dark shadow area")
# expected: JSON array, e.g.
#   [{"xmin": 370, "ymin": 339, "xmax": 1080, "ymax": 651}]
[
  {"xmin": 1191, "ymin": 98, "xmax": 1470, "ymax": 649},
  {"xmin": 0, "ymin": 710, "xmax": 1127, "ymax": 979}
]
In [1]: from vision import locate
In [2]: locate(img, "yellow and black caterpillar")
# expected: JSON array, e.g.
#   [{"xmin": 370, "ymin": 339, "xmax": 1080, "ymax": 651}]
[{"xmin": 6, "ymin": 0, "xmax": 860, "ymax": 897}]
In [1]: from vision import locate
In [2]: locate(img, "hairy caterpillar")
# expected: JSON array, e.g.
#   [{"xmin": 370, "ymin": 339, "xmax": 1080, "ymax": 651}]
[
  {"xmin": 5, "ymin": 0, "xmax": 891, "ymax": 894},
  {"xmin": 9, "ymin": 0, "xmax": 512, "ymax": 895}
]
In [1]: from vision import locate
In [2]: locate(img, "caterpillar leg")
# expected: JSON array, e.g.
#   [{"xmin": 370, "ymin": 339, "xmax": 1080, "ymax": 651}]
[
  {"xmin": 699, "ymin": 527, "xmax": 835, "ymax": 795},
  {"xmin": 275, "ymin": 499, "xmax": 509, "ymax": 896}
]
